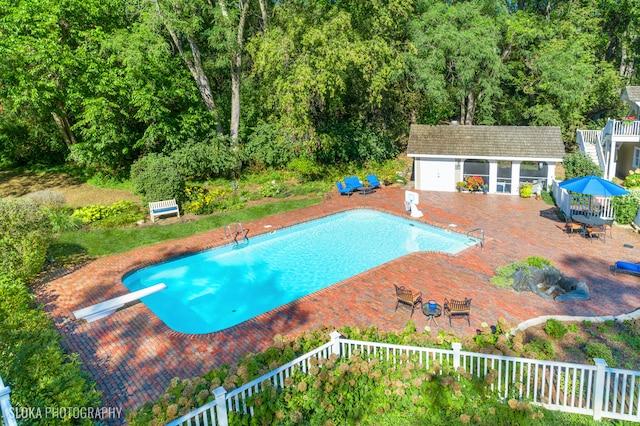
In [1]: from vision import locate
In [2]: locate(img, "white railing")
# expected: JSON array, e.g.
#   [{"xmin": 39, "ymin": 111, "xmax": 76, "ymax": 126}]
[
  {"xmin": 552, "ymin": 179, "xmax": 615, "ymax": 220},
  {"xmin": 576, "ymin": 129, "xmax": 605, "ymax": 170},
  {"xmin": 0, "ymin": 376, "xmax": 17, "ymax": 426},
  {"xmin": 608, "ymin": 119, "xmax": 640, "ymax": 137},
  {"xmin": 170, "ymin": 331, "xmax": 640, "ymax": 425}
]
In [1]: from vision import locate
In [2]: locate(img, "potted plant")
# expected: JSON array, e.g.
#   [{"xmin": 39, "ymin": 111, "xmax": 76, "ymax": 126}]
[
  {"xmin": 456, "ymin": 181, "xmax": 468, "ymax": 192},
  {"xmin": 466, "ymin": 176, "xmax": 485, "ymax": 193}
]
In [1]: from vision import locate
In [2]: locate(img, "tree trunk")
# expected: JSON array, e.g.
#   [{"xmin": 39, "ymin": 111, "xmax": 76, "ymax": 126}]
[
  {"xmin": 152, "ymin": 0, "xmax": 223, "ymax": 135},
  {"xmin": 258, "ymin": 0, "xmax": 268, "ymax": 29},
  {"xmin": 51, "ymin": 111, "xmax": 77, "ymax": 147},
  {"xmin": 229, "ymin": 1, "xmax": 250, "ymax": 143}
]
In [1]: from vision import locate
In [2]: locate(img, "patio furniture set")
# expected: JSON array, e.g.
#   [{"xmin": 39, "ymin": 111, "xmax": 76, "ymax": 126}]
[
  {"xmin": 336, "ymin": 175, "xmax": 381, "ymax": 197},
  {"xmin": 393, "ymin": 284, "xmax": 471, "ymax": 327}
]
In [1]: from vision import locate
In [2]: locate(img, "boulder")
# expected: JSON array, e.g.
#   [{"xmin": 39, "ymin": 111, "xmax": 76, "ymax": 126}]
[{"xmin": 510, "ymin": 266, "xmax": 589, "ymax": 301}]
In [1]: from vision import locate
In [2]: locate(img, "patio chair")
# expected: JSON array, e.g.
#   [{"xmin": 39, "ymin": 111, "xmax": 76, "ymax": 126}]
[
  {"xmin": 336, "ymin": 181, "xmax": 352, "ymax": 196},
  {"xmin": 344, "ymin": 176, "xmax": 364, "ymax": 192},
  {"xmin": 611, "ymin": 261, "xmax": 640, "ymax": 277},
  {"xmin": 564, "ymin": 217, "xmax": 583, "ymax": 237},
  {"xmin": 443, "ymin": 298, "xmax": 471, "ymax": 326},
  {"xmin": 366, "ymin": 174, "xmax": 381, "ymax": 189},
  {"xmin": 394, "ymin": 284, "xmax": 422, "ymax": 317},
  {"xmin": 586, "ymin": 224, "xmax": 606, "ymax": 243}
]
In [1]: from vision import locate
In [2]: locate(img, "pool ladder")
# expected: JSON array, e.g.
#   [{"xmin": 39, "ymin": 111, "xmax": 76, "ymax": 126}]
[
  {"xmin": 224, "ymin": 222, "xmax": 249, "ymax": 245},
  {"xmin": 466, "ymin": 228, "xmax": 484, "ymax": 249}
]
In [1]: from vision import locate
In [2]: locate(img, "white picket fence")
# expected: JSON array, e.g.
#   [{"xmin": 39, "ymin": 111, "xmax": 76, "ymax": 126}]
[
  {"xmin": 168, "ymin": 331, "xmax": 640, "ymax": 425},
  {"xmin": 552, "ymin": 179, "xmax": 616, "ymax": 220},
  {"xmin": 0, "ymin": 376, "xmax": 17, "ymax": 426}
]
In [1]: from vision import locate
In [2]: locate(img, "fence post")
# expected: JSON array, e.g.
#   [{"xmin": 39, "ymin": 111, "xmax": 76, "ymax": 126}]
[
  {"xmin": 0, "ymin": 377, "xmax": 16, "ymax": 426},
  {"xmin": 592, "ymin": 358, "xmax": 607, "ymax": 421},
  {"xmin": 329, "ymin": 331, "xmax": 342, "ymax": 358},
  {"xmin": 451, "ymin": 342, "xmax": 462, "ymax": 371},
  {"xmin": 213, "ymin": 386, "xmax": 228, "ymax": 426}
]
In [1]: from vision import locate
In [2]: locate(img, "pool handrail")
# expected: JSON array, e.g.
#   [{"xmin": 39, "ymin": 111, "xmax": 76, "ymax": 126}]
[{"xmin": 73, "ymin": 283, "xmax": 167, "ymax": 322}]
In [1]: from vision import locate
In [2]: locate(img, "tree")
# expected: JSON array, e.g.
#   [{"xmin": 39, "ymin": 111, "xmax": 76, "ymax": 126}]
[{"xmin": 408, "ymin": 1, "xmax": 507, "ymax": 125}]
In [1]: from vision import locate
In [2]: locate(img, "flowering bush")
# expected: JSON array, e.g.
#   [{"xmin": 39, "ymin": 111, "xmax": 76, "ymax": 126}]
[
  {"xmin": 182, "ymin": 186, "xmax": 245, "ymax": 214},
  {"xmin": 466, "ymin": 176, "xmax": 484, "ymax": 191}
]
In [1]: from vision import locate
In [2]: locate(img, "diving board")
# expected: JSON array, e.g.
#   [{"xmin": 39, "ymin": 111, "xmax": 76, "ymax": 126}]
[{"xmin": 73, "ymin": 283, "xmax": 167, "ymax": 322}]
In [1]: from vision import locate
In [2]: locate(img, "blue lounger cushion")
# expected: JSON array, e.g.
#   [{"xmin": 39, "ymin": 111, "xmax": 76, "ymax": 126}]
[
  {"xmin": 615, "ymin": 261, "xmax": 640, "ymax": 273},
  {"xmin": 336, "ymin": 181, "xmax": 352, "ymax": 196},
  {"xmin": 344, "ymin": 176, "xmax": 364, "ymax": 191},
  {"xmin": 366, "ymin": 174, "xmax": 381, "ymax": 189},
  {"xmin": 153, "ymin": 206, "xmax": 178, "ymax": 214}
]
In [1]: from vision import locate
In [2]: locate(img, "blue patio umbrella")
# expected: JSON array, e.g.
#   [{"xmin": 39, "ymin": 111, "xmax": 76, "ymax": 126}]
[{"xmin": 559, "ymin": 175, "xmax": 629, "ymax": 197}]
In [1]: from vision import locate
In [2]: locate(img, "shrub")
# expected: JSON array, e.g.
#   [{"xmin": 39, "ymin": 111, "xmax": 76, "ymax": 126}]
[
  {"xmin": 611, "ymin": 189, "xmax": 640, "ymax": 224},
  {"xmin": 545, "ymin": 319, "xmax": 568, "ymax": 339},
  {"xmin": 0, "ymin": 199, "xmax": 53, "ymax": 281},
  {"xmin": 563, "ymin": 151, "xmax": 603, "ymax": 180},
  {"xmin": 130, "ymin": 153, "xmax": 185, "ymax": 203},
  {"xmin": 524, "ymin": 256, "xmax": 553, "ymax": 268},
  {"xmin": 287, "ymin": 157, "xmax": 322, "ymax": 182},
  {"xmin": 259, "ymin": 182, "xmax": 289, "ymax": 198},
  {"xmin": 45, "ymin": 208, "xmax": 84, "ymax": 233},
  {"xmin": 71, "ymin": 201, "xmax": 142, "ymax": 227},
  {"xmin": 584, "ymin": 342, "xmax": 616, "ymax": 366},
  {"xmin": 182, "ymin": 186, "xmax": 245, "ymax": 215},
  {"xmin": 623, "ymin": 173, "xmax": 640, "ymax": 188},
  {"xmin": 490, "ymin": 260, "xmax": 529, "ymax": 287},
  {"xmin": 23, "ymin": 189, "xmax": 66, "ymax": 208},
  {"xmin": 169, "ymin": 138, "xmax": 242, "ymax": 180},
  {"xmin": 0, "ymin": 277, "xmax": 101, "ymax": 424},
  {"xmin": 519, "ymin": 182, "xmax": 533, "ymax": 198},
  {"xmin": 525, "ymin": 337, "xmax": 556, "ymax": 360}
]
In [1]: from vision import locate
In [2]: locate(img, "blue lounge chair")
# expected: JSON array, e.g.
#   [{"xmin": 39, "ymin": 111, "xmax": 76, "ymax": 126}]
[
  {"xmin": 336, "ymin": 181, "xmax": 352, "ymax": 196},
  {"xmin": 366, "ymin": 174, "xmax": 381, "ymax": 189},
  {"xmin": 612, "ymin": 261, "xmax": 640, "ymax": 277},
  {"xmin": 344, "ymin": 176, "xmax": 364, "ymax": 192}
]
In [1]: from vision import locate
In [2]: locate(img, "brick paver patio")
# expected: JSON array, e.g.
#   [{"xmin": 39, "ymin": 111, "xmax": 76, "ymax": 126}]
[{"xmin": 37, "ymin": 187, "xmax": 640, "ymax": 423}]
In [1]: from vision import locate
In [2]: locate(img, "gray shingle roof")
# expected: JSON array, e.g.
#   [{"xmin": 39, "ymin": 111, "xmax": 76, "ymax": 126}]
[
  {"xmin": 407, "ymin": 125, "xmax": 565, "ymax": 159},
  {"xmin": 624, "ymin": 86, "xmax": 640, "ymax": 103}
]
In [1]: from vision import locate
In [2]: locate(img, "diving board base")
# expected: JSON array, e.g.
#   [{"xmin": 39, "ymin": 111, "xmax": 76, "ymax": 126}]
[{"xmin": 73, "ymin": 283, "xmax": 167, "ymax": 322}]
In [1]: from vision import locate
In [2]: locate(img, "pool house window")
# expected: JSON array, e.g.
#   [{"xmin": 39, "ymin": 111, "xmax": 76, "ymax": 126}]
[
  {"xmin": 463, "ymin": 159, "xmax": 489, "ymax": 187},
  {"xmin": 520, "ymin": 161, "xmax": 548, "ymax": 189}
]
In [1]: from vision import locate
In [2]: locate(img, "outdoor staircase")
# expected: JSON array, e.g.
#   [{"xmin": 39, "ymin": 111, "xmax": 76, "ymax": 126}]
[{"xmin": 576, "ymin": 129, "xmax": 603, "ymax": 169}]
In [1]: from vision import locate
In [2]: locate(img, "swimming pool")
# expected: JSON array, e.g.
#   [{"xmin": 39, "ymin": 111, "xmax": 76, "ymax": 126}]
[{"xmin": 123, "ymin": 209, "xmax": 478, "ymax": 334}]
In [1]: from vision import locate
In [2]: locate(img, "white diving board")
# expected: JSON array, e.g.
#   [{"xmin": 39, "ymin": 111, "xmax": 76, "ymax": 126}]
[{"xmin": 73, "ymin": 283, "xmax": 167, "ymax": 322}]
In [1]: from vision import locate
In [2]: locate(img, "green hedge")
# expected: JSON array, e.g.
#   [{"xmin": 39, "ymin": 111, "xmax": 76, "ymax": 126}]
[
  {"xmin": 0, "ymin": 199, "xmax": 53, "ymax": 281},
  {"xmin": 0, "ymin": 278, "xmax": 101, "ymax": 425}
]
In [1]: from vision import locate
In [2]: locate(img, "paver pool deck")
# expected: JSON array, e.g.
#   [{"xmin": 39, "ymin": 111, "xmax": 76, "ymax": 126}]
[{"xmin": 37, "ymin": 187, "xmax": 640, "ymax": 422}]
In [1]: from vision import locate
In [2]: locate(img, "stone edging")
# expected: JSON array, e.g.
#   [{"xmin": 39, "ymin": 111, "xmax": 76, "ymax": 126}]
[{"xmin": 516, "ymin": 307, "xmax": 640, "ymax": 332}]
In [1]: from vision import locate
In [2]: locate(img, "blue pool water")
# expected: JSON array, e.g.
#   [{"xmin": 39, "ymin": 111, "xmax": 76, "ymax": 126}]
[{"xmin": 123, "ymin": 209, "xmax": 478, "ymax": 334}]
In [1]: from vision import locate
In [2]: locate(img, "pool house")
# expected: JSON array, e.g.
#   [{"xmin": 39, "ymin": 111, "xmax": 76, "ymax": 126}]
[{"xmin": 407, "ymin": 124, "xmax": 565, "ymax": 194}]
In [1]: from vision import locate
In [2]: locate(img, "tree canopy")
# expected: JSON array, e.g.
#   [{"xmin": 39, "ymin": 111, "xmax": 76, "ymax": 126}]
[{"xmin": 0, "ymin": 0, "xmax": 638, "ymax": 177}]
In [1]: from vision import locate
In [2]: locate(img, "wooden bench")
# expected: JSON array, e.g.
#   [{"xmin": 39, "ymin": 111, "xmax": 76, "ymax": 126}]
[
  {"xmin": 394, "ymin": 284, "xmax": 422, "ymax": 317},
  {"xmin": 149, "ymin": 199, "xmax": 180, "ymax": 222},
  {"xmin": 443, "ymin": 298, "xmax": 472, "ymax": 326}
]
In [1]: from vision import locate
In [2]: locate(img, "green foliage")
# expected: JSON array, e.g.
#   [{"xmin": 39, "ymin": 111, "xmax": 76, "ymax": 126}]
[
  {"xmin": 623, "ymin": 173, "xmax": 640, "ymax": 188},
  {"xmin": 584, "ymin": 342, "xmax": 616, "ymax": 367},
  {"xmin": 287, "ymin": 157, "xmax": 323, "ymax": 182},
  {"xmin": 519, "ymin": 182, "xmax": 533, "ymax": 198},
  {"xmin": 568, "ymin": 323, "xmax": 579, "ymax": 333},
  {"xmin": 524, "ymin": 256, "xmax": 553, "ymax": 269},
  {"xmin": 130, "ymin": 154, "xmax": 186, "ymax": 203},
  {"xmin": 71, "ymin": 201, "xmax": 142, "ymax": 228},
  {"xmin": 562, "ymin": 152, "xmax": 603, "ymax": 180},
  {"xmin": 259, "ymin": 182, "xmax": 289, "ymax": 198},
  {"xmin": 611, "ymin": 189, "xmax": 640, "ymax": 224},
  {"xmin": 545, "ymin": 319, "xmax": 568, "ymax": 339},
  {"xmin": 491, "ymin": 257, "xmax": 554, "ymax": 288},
  {"xmin": 45, "ymin": 208, "xmax": 84, "ymax": 234},
  {"xmin": 525, "ymin": 338, "xmax": 556, "ymax": 360},
  {"xmin": 169, "ymin": 139, "xmax": 242, "ymax": 180},
  {"xmin": 182, "ymin": 186, "xmax": 245, "ymax": 215},
  {"xmin": 0, "ymin": 199, "xmax": 53, "ymax": 281},
  {"xmin": 0, "ymin": 277, "xmax": 101, "ymax": 424}
]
